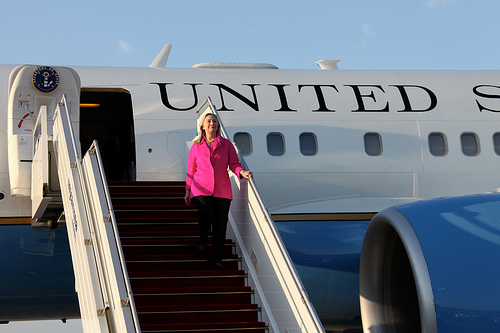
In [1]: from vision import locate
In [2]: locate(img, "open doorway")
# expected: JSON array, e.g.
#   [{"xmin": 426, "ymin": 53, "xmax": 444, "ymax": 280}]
[{"xmin": 80, "ymin": 89, "xmax": 136, "ymax": 181}]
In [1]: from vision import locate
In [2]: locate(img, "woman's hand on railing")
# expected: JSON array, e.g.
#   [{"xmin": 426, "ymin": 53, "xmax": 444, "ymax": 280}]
[{"xmin": 240, "ymin": 170, "xmax": 253, "ymax": 179}]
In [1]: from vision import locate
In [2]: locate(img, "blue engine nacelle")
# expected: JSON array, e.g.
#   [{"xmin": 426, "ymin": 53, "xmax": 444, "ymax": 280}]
[{"xmin": 360, "ymin": 193, "xmax": 500, "ymax": 332}]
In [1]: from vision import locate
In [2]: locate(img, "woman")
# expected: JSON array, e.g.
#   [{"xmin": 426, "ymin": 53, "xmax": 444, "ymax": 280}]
[{"xmin": 184, "ymin": 112, "xmax": 252, "ymax": 270}]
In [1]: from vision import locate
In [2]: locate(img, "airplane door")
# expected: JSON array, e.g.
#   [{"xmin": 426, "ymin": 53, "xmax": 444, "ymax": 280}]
[
  {"xmin": 80, "ymin": 89, "xmax": 136, "ymax": 181},
  {"xmin": 7, "ymin": 65, "xmax": 81, "ymax": 197}
]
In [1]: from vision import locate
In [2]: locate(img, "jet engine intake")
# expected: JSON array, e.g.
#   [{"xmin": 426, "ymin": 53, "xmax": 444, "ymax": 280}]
[{"xmin": 360, "ymin": 194, "xmax": 500, "ymax": 333}]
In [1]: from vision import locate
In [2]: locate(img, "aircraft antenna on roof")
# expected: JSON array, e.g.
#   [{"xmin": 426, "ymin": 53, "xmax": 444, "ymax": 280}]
[
  {"xmin": 150, "ymin": 44, "xmax": 172, "ymax": 68},
  {"xmin": 316, "ymin": 59, "xmax": 340, "ymax": 70}
]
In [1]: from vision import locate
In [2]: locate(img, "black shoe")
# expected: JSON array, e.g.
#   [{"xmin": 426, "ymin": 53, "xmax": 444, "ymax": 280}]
[
  {"xmin": 197, "ymin": 242, "xmax": 206, "ymax": 257},
  {"xmin": 212, "ymin": 261, "xmax": 225, "ymax": 270}
]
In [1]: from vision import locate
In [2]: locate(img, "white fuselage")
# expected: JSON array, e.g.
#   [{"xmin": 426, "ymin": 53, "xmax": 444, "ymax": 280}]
[{"xmin": 2, "ymin": 64, "xmax": 500, "ymax": 219}]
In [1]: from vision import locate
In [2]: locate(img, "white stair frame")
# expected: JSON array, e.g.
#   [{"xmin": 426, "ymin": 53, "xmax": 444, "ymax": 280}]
[{"xmin": 42, "ymin": 95, "xmax": 140, "ymax": 332}]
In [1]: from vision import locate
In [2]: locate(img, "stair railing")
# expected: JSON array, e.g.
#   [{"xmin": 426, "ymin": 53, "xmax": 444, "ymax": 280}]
[
  {"xmin": 81, "ymin": 140, "xmax": 141, "ymax": 332},
  {"xmin": 51, "ymin": 94, "xmax": 140, "ymax": 332},
  {"xmin": 196, "ymin": 97, "xmax": 325, "ymax": 333}
]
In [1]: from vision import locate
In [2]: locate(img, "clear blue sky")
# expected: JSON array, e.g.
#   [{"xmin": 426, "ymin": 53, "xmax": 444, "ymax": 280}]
[
  {"xmin": 1, "ymin": 0, "xmax": 499, "ymax": 332},
  {"xmin": 1, "ymin": 0, "xmax": 500, "ymax": 71}
]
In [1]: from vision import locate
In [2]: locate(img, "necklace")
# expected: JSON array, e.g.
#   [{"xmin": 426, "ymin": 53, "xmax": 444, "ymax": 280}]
[{"xmin": 206, "ymin": 137, "xmax": 216, "ymax": 145}]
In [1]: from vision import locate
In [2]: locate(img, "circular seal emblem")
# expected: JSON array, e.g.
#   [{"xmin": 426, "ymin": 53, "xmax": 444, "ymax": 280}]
[{"xmin": 32, "ymin": 66, "xmax": 59, "ymax": 93}]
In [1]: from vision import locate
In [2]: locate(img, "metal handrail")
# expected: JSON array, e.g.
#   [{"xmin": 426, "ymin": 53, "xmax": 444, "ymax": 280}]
[
  {"xmin": 56, "ymin": 96, "xmax": 110, "ymax": 309},
  {"xmin": 53, "ymin": 96, "xmax": 109, "ymax": 331},
  {"xmin": 88, "ymin": 140, "xmax": 141, "ymax": 332},
  {"xmin": 54, "ymin": 95, "xmax": 140, "ymax": 332}
]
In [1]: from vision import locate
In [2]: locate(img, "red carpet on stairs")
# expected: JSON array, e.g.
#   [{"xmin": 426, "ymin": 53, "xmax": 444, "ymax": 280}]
[{"xmin": 108, "ymin": 181, "xmax": 268, "ymax": 333}]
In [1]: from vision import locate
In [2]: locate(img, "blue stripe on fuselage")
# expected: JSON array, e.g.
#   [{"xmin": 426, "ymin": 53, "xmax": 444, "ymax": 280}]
[
  {"xmin": 275, "ymin": 220, "xmax": 370, "ymax": 329},
  {"xmin": 0, "ymin": 225, "xmax": 79, "ymax": 322}
]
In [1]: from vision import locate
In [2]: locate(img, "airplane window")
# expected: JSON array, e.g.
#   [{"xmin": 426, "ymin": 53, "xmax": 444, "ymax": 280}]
[
  {"xmin": 493, "ymin": 133, "xmax": 500, "ymax": 155},
  {"xmin": 364, "ymin": 133, "xmax": 382, "ymax": 156},
  {"xmin": 300, "ymin": 132, "xmax": 318, "ymax": 156},
  {"xmin": 267, "ymin": 133, "xmax": 285, "ymax": 156},
  {"xmin": 167, "ymin": 132, "xmax": 186, "ymax": 156},
  {"xmin": 461, "ymin": 132, "xmax": 480, "ymax": 156},
  {"xmin": 428, "ymin": 132, "xmax": 447, "ymax": 156},
  {"xmin": 234, "ymin": 132, "xmax": 252, "ymax": 156}
]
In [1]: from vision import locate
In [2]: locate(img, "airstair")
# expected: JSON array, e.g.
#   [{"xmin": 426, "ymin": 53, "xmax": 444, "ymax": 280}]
[
  {"xmin": 7, "ymin": 65, "xmax": 324, "ymax": 332},
  {"xmin": 109, "ymin": 180, "xmax": 268, "ymax": 332}
]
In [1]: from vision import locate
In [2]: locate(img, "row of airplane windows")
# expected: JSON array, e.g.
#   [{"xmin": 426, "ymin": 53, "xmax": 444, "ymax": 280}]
[{"xmin": 232, "ymin": 131, "xmax": 496, "ymax": 157}]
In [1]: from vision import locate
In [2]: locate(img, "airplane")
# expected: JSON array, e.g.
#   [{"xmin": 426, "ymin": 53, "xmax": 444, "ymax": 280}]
[{"xmin": 1, "ymin": 44, "xmax": 500, "ymax": 332}]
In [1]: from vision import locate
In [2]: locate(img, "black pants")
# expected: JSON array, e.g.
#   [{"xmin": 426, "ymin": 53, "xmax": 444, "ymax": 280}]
[{"xmin": 192, "ymin": 196, "xmax": 231, "ymax": 262}]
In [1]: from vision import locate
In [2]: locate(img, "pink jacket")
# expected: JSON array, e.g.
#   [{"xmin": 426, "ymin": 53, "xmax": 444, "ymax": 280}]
[{"xmin": 186, "ymin": 135, "xmax": 244, "ymax": 200}]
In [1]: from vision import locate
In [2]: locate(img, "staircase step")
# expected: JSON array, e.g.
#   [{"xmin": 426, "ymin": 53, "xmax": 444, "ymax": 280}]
[
  {"xmin": 121, "ymin": 238, "xmax": 234, "ymax": 247},
  {"xmin": 128, "ymin": 269, "xmax": 246, "ymax": 278},
  {"xmin": 125, "ymin": 253, "xmax": 240, "ymax": 261},
  {"xmin": 137, "ymin": 306, "xmax": 260, "ymax": 325},
  {"xmin": 113, "ymin": 203, "xmax": 191, "ymax": 210},
  {"xmin": 122, "ymin": 244, "xmax": 235, "ymax": 257},
  {"xmin": 112, "ymin": 197, "xmax": 187, "ymax": 206},
  {"xmin": 119, "ymin": 230, "xmax": 201, "ymax": 238},
  {"xmin": 140, "ymin": 321, "xmax": 268, "ymax": 333},
  {"xmin": 117, "ymin": 222, "xmax": 199, "ymax": 233},
  {"xmin": 108, "ymin": 181, "xmax": 187, "ymax": 196},
  {"xmin": 125, "ymin": 257, "xmax": 240, "ymax": 271},
  {"xmin": 114, "ymin": 210, "xmax": 198, "ymax": 219},
  {"xmin": 133, "ymin": 287, "xmax": 253, "ymax": 306},
  {"xmin": 130, "ymin": 274, "xmax": 247, "ymax": 289},
  {"xmin": 116, "ymin": 216, "xmax": 197, "ymax": 223},
  {"xmin": 134, "ymin": 285, "xmax": 252, "ymax": 295},
  {"xmin": 137, "ymin": 303, "xmax": 259, "ymax": 313}
]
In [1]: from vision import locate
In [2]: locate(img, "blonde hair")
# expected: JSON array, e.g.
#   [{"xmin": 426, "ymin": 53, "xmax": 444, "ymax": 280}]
[{"xmin": 193, "ymin": 112, "xmax": 221, "ymax": 144}]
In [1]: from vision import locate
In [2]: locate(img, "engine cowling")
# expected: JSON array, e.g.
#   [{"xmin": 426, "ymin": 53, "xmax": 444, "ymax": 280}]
[{"xmin": 360, "ymin": 193, "xmax": 500, "ymax": 333}]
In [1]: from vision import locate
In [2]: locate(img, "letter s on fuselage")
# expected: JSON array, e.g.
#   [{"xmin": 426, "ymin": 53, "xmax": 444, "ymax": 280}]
[{"xmin": 474, "ymin": 84, "xmax": 500, "ymax": 112}]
